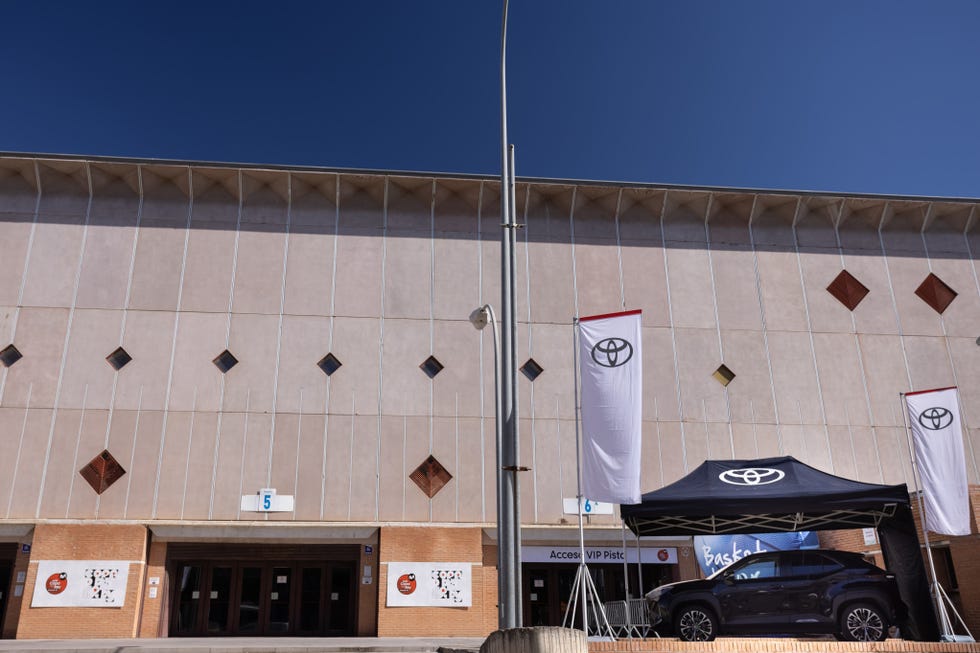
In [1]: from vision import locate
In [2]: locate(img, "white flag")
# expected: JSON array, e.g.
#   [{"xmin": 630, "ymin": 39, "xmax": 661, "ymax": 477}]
[
  {"xmin": 578, "ymin": 310, "xmax": 643, "ymax": 505},
  {"xmin": 905, "ymin": 387, "xmax": 971, "ymax": 536}
]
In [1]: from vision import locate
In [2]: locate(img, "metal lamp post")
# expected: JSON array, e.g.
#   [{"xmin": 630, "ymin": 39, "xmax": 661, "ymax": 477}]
[{"xmin": 498, "ymin": 0, "xmax": 522, "ymax": 629}]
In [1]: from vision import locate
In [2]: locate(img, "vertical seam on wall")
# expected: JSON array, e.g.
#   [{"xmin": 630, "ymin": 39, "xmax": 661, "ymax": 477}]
[
  {"xmin": 568, "ymin": 187, "xmax": 580, "ymax": 318},
  {"xmin": 236, "ymin": 389, "xmax": 251, "ymax": 519},
  {"xmin": 6, "ymin": 383, "xmax": 32, "ymax": 518},
  {"xmin": 348, "ymin": 394, "xmax": 355, "ymax": 520},
  {"xmin": 228, "ymin": 172, "xmax": 246, "ymax": 521},
  {"xmin": 375, "ymin": 177, "xmax": 388, "ymax": 522},
  {"xmin": 179, "ymin": 389, "xmax": 198, "ymax": 520},
  {"xmin": 429, "ymin": 180, "xmax": 436, "ymax": 524},
  {"xmin": 455, "ymin": 394, "xmax": 459, "ymax": 522},
  {"xmin": 653, "ymin": 398, "xmax": 664, "ymax": 488},
  {"xmin": 402, "ymin": 416, "xmax": 407, "ymax": 521},
  {"xmin": 660, "ymin": 192, "xmax": 688, "ymax": 473},
  {"xmin": 791, "ymin": 213, "xmax": 835, "ymax": 473},
  {"xmin": 322, "ymin": 174, "xmax": 341, "ymax": 520},
  {"xmin": 702, "ymin": 194, "xmax": 735, "ymax": 457},
  {"xmin": 614, "ymin": 189, "xmax": 625, "ymax": 309},
  {"xmin": 35, "ymin": 161, "xmax": 93, "ymax": 518},
  {"xmin": 292, "ymin": 389, "xmax": 303, "ymax": 520},
  {"xmin": 522, "ymin": 187, "xmax": 537, "ymax": 521},
  {"xmin": 265, "ymin": 173, "xmax": 293, "ymax": 497},
  {"xmin": 833, "ymin": 202, "xmax": 884, "ymax": 483},
  {"xmin": 122, "ymin": 387, "xmax": 144, "ymax": 518},
  {"xmin": 747, "ymin": 195, "xmax": 786, "ymax": 458},
  {"xmin": 64, "ymin": 384, "xmax": 89, "ymax": 517},
  {"xmin": 555, "ymin": 397, "xmax": 564, "ymax": 506},
  {"xmin": 156, "ymin": 167, "xmax": 195, "ymax": 519},
  {"xmin": 0, "ymin": 161, "xmax": 42, "ymax": 405},
  {"xmin": 476, "ymin": 181, "xmax": 486, "ymax": 522}
]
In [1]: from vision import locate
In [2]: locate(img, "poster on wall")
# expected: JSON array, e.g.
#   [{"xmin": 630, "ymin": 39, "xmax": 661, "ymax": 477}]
[
  {"xmin": 31, "ymin": 560, "xmax": 130, "ymax": 608},
  {"xmin": 385, "ymin": 562, "xmax": 472, "ymax": 607}
]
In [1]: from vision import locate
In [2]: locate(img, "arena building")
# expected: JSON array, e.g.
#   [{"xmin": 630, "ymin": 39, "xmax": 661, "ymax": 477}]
[{"xmin": 0, "ymin": 153, "xmax": 977, "ymax": 639}]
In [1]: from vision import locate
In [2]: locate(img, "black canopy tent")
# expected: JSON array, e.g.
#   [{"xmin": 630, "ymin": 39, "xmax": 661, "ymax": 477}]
[{"xmin": 620, "ymin": 456, "xmax": 939, "ymax": 641}]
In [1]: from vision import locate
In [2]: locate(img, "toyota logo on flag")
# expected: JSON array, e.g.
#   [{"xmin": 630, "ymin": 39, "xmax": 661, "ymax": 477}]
[
  {"xmin": 918, "ymin": 407, "xmax": 953, "ymax": 431},
  {"xmin": 719, "ymin": 468, "xmax": 785, "ymax": 486},
  {"xmin": 591, "ymin": 338, "xmax": 634, "ymax": 367}
]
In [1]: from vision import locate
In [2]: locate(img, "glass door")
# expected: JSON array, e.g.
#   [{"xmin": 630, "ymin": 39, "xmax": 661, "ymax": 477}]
[
  {"xmin": 326, "ymin": 563, "xmax": 355, "ymax": 634},
  {"xmin": 173, "ymin": 564, "xmax": 203, "ymax": 635},
  {"xmin": 298, "ymin": 566, "xmax": 324, "ymax": 634},
  {"xmin": 205, "ymin": 566, "xmax": 233, "ymax": 633},
  {"xmin": 235, "ymin": 566, "xmax": 263, "ymax": 634},
  {"xmin": 268, "ymin": 566, "xmax": 292, "ymax": 633}
]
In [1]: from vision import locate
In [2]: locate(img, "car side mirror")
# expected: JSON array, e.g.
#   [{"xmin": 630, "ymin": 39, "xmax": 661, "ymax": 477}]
[{"xmin": 723, "ymin": 571, "xmax": 735, "ymax": 585}]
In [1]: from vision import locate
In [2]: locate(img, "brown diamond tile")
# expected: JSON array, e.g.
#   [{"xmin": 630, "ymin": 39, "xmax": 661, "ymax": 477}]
[
  {"xmin": 915, "ymin": 273, "xmax": 957, "ymax": 314},
  {"xmin": 410, "ymin": 455, "xmax": 452, "ymax": 498},
  {"xmin": 79, "ymin": 449, "xmax": 126, "ymax": 495},
  {"xmin": 826, "ymin": 270, "xmax": 869, "ymax": 311}
]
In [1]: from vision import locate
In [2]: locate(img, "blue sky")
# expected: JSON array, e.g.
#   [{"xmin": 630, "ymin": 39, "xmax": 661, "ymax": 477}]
[{"xmin": 2, "ymin": 1, "xmax": 979, "ymax": 197}]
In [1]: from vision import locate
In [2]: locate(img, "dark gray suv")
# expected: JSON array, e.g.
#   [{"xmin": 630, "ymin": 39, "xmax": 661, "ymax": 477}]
[{"xmin": 646, "ymin": 549, "xmax": 904, "ymax": 642}]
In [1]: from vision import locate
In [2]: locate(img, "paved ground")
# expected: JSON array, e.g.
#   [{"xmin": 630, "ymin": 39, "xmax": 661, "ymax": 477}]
[{"xmin": 0, "ymin": 637, "xmax": 485, "ymax": 653}]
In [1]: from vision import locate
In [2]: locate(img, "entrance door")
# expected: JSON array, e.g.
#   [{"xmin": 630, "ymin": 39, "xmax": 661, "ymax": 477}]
[
  {"xmin": 0, "ymin": 560, "xmax": 11, "ymax": 636},
  {"xmin": 524, "ymin": 565, "xmax": 584, "ymax": 628},
  {"xmin": 171, "ymin": 560, "xmax": 356, "ymax": 636}
]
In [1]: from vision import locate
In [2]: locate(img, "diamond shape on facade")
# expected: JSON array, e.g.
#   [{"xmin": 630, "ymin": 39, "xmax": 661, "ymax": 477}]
[
  {"xmin": 106, "ymin": 346, "xmax": 133, "ymax": 371},
  {"xmin": 712, "ymin": 364, "xmax": 736, "ymax": 387},
  {"xmin": 79, "ymin": 449, "xmax": 126, "ymax": 495},
  {"xmin": 409, "ymin": 455, "xmax": 452, "ymax": 498},
  {"xmin": 0, "ymin": 344, "xmax": 22, "ymax": 368},
  {"xmin": 419, "ymin": 355, "xmax": 444, "ymax": 379},
  {"xmin": 520, "ymin": 358, "xmax": 544, "ymax": 382},
  {"xmin": 826, "ymin": 270, "xmax": 870, "ymax": 311},
  {"xmin": 213, "ymin": 349, "xmax": 239, "ymax": 373},
  {"xmin": 317, "ymin": 352, "xmax": 342, "ymax": 376},
  {"xmin": 915, "ymin": 273, "xmax": 957, "ymax": 314}
]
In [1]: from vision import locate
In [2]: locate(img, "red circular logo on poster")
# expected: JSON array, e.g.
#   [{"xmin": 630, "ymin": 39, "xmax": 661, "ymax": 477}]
[
  {"xmin": 657, "ymin": 549, "xmax": 669, "ymax": 562},
  {"xmin": 396, "ymin": 573, "xmax": 417, "ymax": 595},
  {"xmin": 45, "ymin": 572, "xmax": 68, "ymax": 595}
]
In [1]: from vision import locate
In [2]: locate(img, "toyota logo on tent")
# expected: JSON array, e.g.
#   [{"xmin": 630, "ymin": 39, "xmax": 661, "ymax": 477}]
[
  {"xmin": 591, "ymin": 338, "xmax": 633, "ymax": 367},
  {"xmin": 918, "ymin": 407, "xmax": 953, "ymax": 431},
  {"xmin": 719, "ymin": 468, "xmax": 785, "ymax": 486}
]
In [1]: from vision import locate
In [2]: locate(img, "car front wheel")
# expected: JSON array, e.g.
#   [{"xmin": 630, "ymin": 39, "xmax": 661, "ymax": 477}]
[
  {"xmin": 839, "ymin": 603, "xmax": 888, "ymax": 642},
  {"xmin": 674, "ymin": 605, "xmax": 718, "ymax": 642}
]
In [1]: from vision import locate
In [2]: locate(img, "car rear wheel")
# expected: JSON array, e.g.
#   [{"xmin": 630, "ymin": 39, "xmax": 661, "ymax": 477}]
[
  {"xmin": 674, "ymin": 605, "xmax": 717, "ymax": 642},
  {"xmin": 839, "ymin": 603, "xmax": 887, "ymax": 642}
]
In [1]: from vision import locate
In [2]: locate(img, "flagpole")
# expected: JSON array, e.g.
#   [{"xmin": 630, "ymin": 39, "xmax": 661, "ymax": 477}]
[
  {"xmin": 572, "ymin": 317, "xmax": 589, "ymax": 632},
  {"xmin": 899, "ymin": 392, "xmax": 952, "ymax": 637}
]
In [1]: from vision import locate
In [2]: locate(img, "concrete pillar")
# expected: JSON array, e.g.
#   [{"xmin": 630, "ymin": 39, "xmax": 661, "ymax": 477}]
[{"xmin": 481, "ymin": 627, "xmax": 587, "ymax": 653}]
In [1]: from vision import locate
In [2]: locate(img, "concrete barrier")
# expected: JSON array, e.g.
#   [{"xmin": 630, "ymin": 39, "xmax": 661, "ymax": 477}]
[{"xmin": 481, "ymin": 627, "xmax": 587, "ymax": 653}]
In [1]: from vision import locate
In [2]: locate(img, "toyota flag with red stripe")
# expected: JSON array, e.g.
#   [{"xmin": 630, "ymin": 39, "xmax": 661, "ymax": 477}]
[
  {"xmin": 905, "ymin": 387, "xmax": 971, "ymax": 536},
  {"xmin": 578, "ymin": 310, "xmax": 643, "ymax": 505}
]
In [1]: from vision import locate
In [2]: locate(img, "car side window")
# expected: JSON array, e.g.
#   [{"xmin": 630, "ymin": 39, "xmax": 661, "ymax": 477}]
[
  {"xmin": 786, "ymin": 552, "xmax": 843, "ymax": 578},
  {"xmin": 732, "ymin": 556, "xmax": 778, "ymax": 580}
]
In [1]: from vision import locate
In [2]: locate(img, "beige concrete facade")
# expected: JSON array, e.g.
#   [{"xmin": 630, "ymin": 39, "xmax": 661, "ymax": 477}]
[{"xmin": 0, "ymin": 154, "xmax": 978, "ymax": 638}]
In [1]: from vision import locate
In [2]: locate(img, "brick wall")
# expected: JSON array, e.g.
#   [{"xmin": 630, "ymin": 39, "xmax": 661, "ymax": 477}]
[
  {"xmin": 17, "ymin": 523, "xmax": 148, "ymax": 639},
  {"xmin": 377, "ymin": 526, "xmax": 496, "ymax": 637},
  {"xmin": 137, "ymin": 539, "xmax": 166, "ymax": 637}
]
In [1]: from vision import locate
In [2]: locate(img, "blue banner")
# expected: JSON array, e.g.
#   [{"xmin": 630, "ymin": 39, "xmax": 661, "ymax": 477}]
[{"xmin": 693, "ymin": 532, "xmax": 819, "ymax": 576}]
